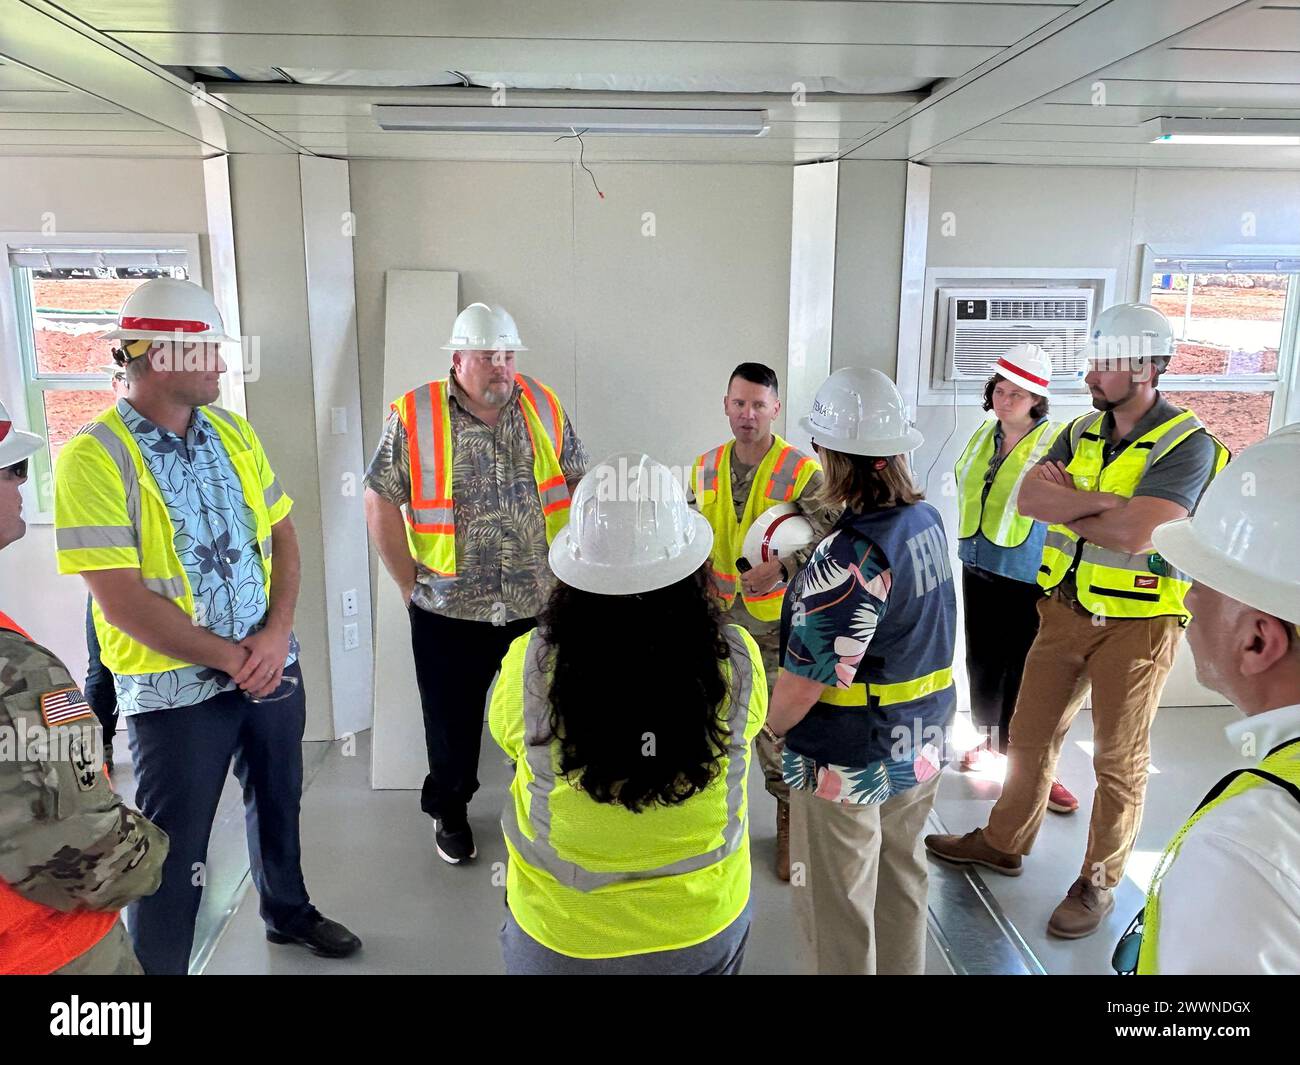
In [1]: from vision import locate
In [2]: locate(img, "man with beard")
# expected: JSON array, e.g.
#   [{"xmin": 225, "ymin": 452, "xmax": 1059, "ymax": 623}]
[
  {"xmin": 926, "ymin": 302, "xmax": 1228, "ymax": 941},
  {"xmin": 365, "ymin": 303, "xmax": 587, "ymax": 865}
]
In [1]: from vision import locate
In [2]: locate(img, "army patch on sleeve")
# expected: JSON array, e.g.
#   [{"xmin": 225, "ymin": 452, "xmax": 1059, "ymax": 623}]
[{"xmin": 40, "ymin": 686, "xmax": 93, "ymax": 727}]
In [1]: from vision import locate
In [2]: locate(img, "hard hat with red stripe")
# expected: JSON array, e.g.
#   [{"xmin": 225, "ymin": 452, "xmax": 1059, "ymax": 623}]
[
  {"xmin": 101, "ymin": 277, "xmax": 236, "ymax": 345},
  {"xmin": 741, "ymin": 502, "xmax": 815, "ymax": 567},
  {"xmin": 993, "ymin": 344, "xmax": 1053, "ymax": 397}
]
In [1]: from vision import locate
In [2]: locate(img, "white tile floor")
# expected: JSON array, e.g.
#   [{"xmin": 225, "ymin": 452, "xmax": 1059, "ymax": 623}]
[{"xmin": 116, "ymin": 697, "xmax": 1243, "ymax": 976}]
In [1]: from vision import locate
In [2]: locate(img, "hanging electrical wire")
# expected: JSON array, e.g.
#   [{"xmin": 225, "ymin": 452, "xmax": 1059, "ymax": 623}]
[{"xmin": 554, "ymin": 127, "xmax": 605, "ymax": 200}]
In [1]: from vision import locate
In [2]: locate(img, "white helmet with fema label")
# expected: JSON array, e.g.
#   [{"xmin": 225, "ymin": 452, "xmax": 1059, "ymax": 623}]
[
  {"xmin": 800, "ymin": 367, "xmax": 924, "ymax": 457},
  {"xmin": 1152, "ymin": 426, "xmax": 1300, "ymax": 625},
  {"xmin": 549, "ymin": 452, "xmax": 713, "ymax": 595},
  {"xmin": 101, "ymin": 277, "xmax": 236, "ymax": 345},
  {"xmin": 1080, "ymin": 302, "xmax": 1175, "ymax": 368},
  {"xmin": 442, "ymin": 303, "xmax": 528, "ymax": 352}
]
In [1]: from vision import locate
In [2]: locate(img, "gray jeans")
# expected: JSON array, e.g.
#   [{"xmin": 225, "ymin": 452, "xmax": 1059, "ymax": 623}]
[{"xmin": 500, "ymin": 899, "xmax": 752, "ymax": 975}]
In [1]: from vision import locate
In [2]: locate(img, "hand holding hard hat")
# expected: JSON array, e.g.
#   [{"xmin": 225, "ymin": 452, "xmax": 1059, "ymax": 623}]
[{"xmin": 739, "ymin": 503, "xmax": 815, "ymax": 593}]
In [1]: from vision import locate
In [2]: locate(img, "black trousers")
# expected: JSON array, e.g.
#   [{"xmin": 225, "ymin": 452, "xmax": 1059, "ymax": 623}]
[
  {"xmin": 961, "ymin": 564, "xmax": 1043, "ymax": 752},
  {"xmin": 409, "ymin": 606, "xmax": 536, "ymax": 822},
  {"xmin": 126, "ymin": 661, "xmax": 313, "ymax": 974},
  {"xmin": 83, "ymin": 596, "xmax": 118, "ymax": 740}
]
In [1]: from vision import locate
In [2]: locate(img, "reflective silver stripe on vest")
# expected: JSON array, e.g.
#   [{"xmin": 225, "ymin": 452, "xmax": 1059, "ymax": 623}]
[
  {"xmin": 517, "ymin": 374, "xmax": 560, "ymax": 451},
  {"xmin": 1043, "ymin": 528, "xmax": 1077, "ymax": 555},
  {"xmin": 1081, "ymin": 543, "xmax": 1161, "ymax": 576},
  {"xmin": 55, "ymin": 525, "xmax": 136, "ymax": 551},
  {"xmin": 697, "ymin": 447, "xmax": 723, "ymax": 494},
  {"xmin": 538, "ymin": 482, "xmax": 569, "ymax": 509},
  {"xmin": 1145, "ymin": 413, "xmax": 1202, "ymax": 467},
  {"xmin": 203, "ymin": 405, "xmax": 249, "ymax": 447},
  {"xmin": 767, "ymin": 448, "xmax": 810, "ymax": 499},
  {"xmin": 1070, "ymin": 412, "xmax": 1102, "ymax": 449},
  {"xmin": 143, "ymin": 576, "xmax": 187, "ymax": 599},
  {"xmin": 502, "ymin": 626, "xmax": 755, "ymax": 893},
  {"xmin": 408, "ymin": 504, "xmax": 454, "ymax": 526},
  {"xmin": 264, "ymin": 478, "xmax": 285, "ymax": 511},
  {"xmin": 412, "ymin": 382, "xmax": 442, "ymax": 502},
  {"xmin": 260, "ymin": 535, "xmax": 273, "ymax": 561},
  {"xmin": 85, "ymin": 422, "xmax": 142, "ymax": 531}
]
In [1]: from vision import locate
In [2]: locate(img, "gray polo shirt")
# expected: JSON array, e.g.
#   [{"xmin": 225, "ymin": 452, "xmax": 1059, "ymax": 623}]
[{"xmin": 1038, "ymin": 393, "xmax": 1219, "ymax": 599}]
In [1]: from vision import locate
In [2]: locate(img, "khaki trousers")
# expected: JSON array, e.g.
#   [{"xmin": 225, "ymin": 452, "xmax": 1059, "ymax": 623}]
[
  {"xmin": 984, "ymin": 594, "xmax": 1182, "ymax": 888},
  {"xmin": 53, "ymin": 919, "xmax": 143, "ymax": 975},
  {"xmin": 789, "ymin": 774, "xmax": 941, "ymax": 975}
]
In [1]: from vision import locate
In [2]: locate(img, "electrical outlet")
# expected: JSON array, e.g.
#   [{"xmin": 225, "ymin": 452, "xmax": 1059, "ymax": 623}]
[
  {"xmin": 331, "ymin": 407, "xmax": 348, "ymax": 435},
  {"xmin": 343, "ymin": 622, "xmax": 359, "ymax": 651},
  {"xmin": 342, "ymin": 589, "xmax": 358, "ymax": 617}
]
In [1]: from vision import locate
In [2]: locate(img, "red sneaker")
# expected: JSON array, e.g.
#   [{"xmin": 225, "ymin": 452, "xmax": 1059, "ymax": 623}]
[{"xmin": 1048, "ymin": 779, "xmax": 1079, "ymax": 814}]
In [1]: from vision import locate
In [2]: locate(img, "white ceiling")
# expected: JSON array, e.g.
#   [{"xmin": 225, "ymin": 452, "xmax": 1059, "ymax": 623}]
[{"xmin": 0, "ymin": 0, "xmax": 1297, "ymax": 167}]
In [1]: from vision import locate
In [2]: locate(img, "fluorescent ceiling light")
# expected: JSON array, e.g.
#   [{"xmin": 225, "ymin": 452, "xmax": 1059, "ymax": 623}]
[
  {"xmin": 1147, "ymin": 117, "xmax": 1300, "ymax": 145},
  {"xmin": 373, "ymin": 105, "xmax": 768, "ymax": 136}
]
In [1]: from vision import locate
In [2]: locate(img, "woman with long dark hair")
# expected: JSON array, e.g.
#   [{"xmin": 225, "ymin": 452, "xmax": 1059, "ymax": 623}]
[
  {"xmin": 489, "ymin": 453, "xmax": 766, "ymax": 974},
  {"xmin": 764, "ymin": 368, "xmax": 957, "ymax": 975}
]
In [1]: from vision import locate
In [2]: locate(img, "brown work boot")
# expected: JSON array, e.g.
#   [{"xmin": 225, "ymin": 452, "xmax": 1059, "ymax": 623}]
[
  {"xmin": 1047, "ymin": 876, "xmax": 1114, "ymax": 939},
  {"xmin": 924, "ymin": 828, "xmax": 1023, "ymax": 876},
  {"xmin": 775, "ymin": 800, "xmax": 790, "ymax": 882}
]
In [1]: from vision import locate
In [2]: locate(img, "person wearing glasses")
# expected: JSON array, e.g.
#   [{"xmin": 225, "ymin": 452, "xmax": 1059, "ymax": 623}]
[
  {"xmin": 1, "ymin": 399, "xmax": 168, "ymax": 975},
  {"xmin": 52, "ymin": 278, "xmax": 360, "ymax": 973}
]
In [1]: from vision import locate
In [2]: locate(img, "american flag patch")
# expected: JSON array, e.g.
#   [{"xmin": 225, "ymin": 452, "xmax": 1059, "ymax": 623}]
[{"xmin": 40, "ymin": 687, "xmax": 93, "ymax": 727}]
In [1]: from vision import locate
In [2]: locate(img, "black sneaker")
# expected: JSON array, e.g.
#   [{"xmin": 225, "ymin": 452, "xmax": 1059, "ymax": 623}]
[
  {"xmin": 266, "ymin": 912, "xmax": 362, "ymax": 958},
  {"xmin": 435, "ymin": 819, "xmax": 477, "ymax": 865}
]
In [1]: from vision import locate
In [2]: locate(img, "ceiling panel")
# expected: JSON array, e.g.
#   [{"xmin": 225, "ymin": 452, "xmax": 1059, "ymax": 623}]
[
  {"xmin": 0, "ymin": 90, "xmax": 121, "ymax": 113},
  {"xmin": 1171, "ymin": 5, "xmax": 1300, "ymax": 49},
  {"xmin": 1099, "ymin": 49, "xmax": 1300, "ymax": 84},
  {"xmin": 1012, "ymin": 101, "xmax": 1300, "ymax": 124},
  {"xmin": 1046, "ymin": 78, "xmax": 1300, "ymax": 108},
  {"xmin": 58, "ymin": 0, "xmax": 1074, "ymax": 46}
]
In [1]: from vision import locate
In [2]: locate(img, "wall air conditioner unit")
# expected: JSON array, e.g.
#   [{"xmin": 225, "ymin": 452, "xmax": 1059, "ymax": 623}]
[{"xmin": 939, "ymin": 287, "xmax": 1094, "ymax": 385}]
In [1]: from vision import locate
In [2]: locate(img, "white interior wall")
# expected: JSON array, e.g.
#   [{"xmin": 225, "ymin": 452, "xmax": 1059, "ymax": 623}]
[
  {"xmin": 349, "ymin": 160, "xmax": 794, "ymax": 482},
  {"xmin": 0, "ymin": 157, "xmax": 210, "ymax": 684}
]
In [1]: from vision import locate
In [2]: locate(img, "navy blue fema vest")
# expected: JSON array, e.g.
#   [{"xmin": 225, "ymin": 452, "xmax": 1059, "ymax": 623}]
[{"xmin": 781, "ymin": 500, "xmax": 958, "ymax": 770}]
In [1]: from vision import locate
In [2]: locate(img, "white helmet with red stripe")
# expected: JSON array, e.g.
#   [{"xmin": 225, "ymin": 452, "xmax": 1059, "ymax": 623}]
[
  {"xmin": 742, "ymin": 503, "xmax": 814, "ymax": 568},
  {"xmin": 993, "ymin": 344, "xmax": 1053, "ymax": 397},
  {"xmin": 101, "ymin": 278, "xmax": 236, "ymax": 344},
  {"xmin": 0, "ymin": 397, "xmax": 43, "ymax": 470}
]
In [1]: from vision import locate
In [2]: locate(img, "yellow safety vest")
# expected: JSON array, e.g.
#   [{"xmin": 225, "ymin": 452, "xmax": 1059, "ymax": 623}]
[
  {"xmin": 955, "ymin": 418, "xmax": 1063, "ymax": 548},
  {"xmin": 53, "ymin": 405, "xmax": 290, "ymax": 675},
  {"xmin": 692, "ymin": 435, "xmax": 820, "ymax": 621},
  {"xmin": 1036, "ymin": 409, "xmax": 1229, "ymax": 619},
  {"xmin": 392, "ymin": 374, "xmax": 570, "ymax": 578},
  {"xmin": 488, "ymin": 624, "xmax": 765, "ymax": 959},
  {"xmin": 1135, "ymin": 737, "xmax": 1300, "ymax": 974}
]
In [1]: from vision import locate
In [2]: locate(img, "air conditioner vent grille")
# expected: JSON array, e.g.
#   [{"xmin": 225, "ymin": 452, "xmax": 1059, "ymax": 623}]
[{"xmin": 989, "ymin": 298, "xmax": 1088, "ymax": 321}]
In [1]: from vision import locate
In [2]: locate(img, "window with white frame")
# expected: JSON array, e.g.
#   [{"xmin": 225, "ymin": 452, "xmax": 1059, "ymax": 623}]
[
  {"xmin": 1145, "ymin": 253, "xmax": 1299, "ymax": 456},
  {"xmin": 2, "ymin": 238, "xmax": 198, "ymax": 518}
]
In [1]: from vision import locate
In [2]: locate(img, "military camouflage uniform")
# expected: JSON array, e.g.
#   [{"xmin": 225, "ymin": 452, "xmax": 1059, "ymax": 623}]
[
  {"xmin": 0, "ymin": 629, "xmax": 168, "ymax": 974},
  {"xmin": 693, "ymin": 453, "xmax": 842, "ymax": 802}
]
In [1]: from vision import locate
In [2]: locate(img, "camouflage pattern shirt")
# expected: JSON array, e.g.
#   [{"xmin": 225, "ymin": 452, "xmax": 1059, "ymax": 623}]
[
  {"xmin": 0, "ymin": 629, "xmax": 168, "ymax": 913},
  {"xmin": 365, "ymin": 372, "xmax": 589, "ymax": 623}
]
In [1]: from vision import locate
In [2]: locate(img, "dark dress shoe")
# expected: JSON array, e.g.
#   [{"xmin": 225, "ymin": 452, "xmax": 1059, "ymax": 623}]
[{"xmin": 267, "ymin": 913, "xmax": 362, "ymax": 958}]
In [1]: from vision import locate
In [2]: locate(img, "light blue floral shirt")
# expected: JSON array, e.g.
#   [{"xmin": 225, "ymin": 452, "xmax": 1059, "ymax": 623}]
[{"xmin": 112, "ymin": 399, "xmax": 296, "ymax": 715}]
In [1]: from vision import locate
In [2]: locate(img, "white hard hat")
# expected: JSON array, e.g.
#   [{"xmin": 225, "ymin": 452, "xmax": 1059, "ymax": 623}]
[
  {"xmin": 101, "ymin": 277, "xmax": 236, "ymax": 344},
  {"xmin": 742, "ymin": 503, "xmax": 815, "ymax": 567},
  {"xmin": 1080, "ymin": 302, "xmax": 1174, "ymax": 366},
  {"xmin": 549, "ymin": 452, "xmax": 713, "ymax": 595},
  {"xmin": 993, "ymin": 344, "xmax": 1053, "ymax": 398},
  {"xmin": 800, "ymin": 367, "xmax": 923, "ymax": 457},
  {"xmin": 442, "ymin": 302, "xmax": 528, "ymax": 352},
  {"xmin": 1152, "ymin": 426, "xmax": 1300, "ymax": 624},
  {"xmin": 0, "ymin": 397, "xmax": 44, "ymax": 470}
]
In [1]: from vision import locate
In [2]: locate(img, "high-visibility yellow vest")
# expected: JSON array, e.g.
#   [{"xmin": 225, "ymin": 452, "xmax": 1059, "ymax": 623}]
[
  {"xmin": 1036, "ymin": 409, "xmax": 1229, "ymax": 619},
  {"xmin": 692, "ymin": 435, "xmax": 820, "ymax": 621},
  {"xmin": 1135, "ymin": 737, "xmax": 1300, "ymax": 974},
  {"xmin": 955, "ymin": 418, "xmax": 1063, "ymax": 548},
  {"xmin": 53, "ymin": 405, "xmax": 290, "ymax": 676},
  {"xmin": 488, "ymin": 624, "xmax": 765, "ymax": 959},
  {"xmin": 392, "ymin": 374, "xmax": 571, "ymax": 578}
]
